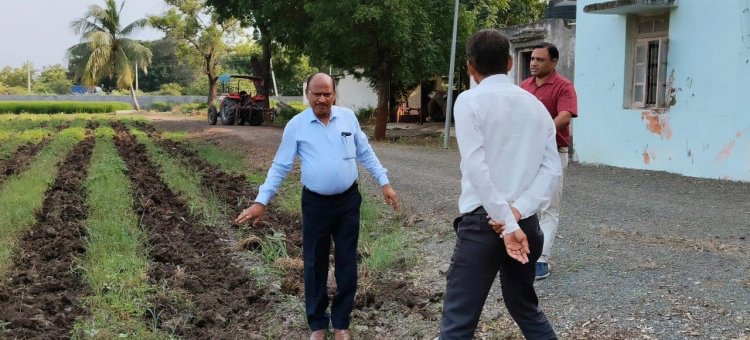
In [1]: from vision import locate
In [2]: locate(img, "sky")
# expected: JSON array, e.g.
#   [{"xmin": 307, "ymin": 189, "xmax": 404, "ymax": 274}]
[{"xmin": 0, "ymin": 0, "xmax": 170, "ymax": 69}]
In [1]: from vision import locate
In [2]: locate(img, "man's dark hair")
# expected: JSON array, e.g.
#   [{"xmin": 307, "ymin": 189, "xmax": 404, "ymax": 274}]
[
  {"xmin": 305, "ymin": 72, "xmax": 336, "ymax": 92},
  {"xmin": 466, "ymin": 29, "xmax": 510, "ymax": 76},
  {"xmin": 534, "ymin": 42, "xmax": 559, "ymax": 61}
]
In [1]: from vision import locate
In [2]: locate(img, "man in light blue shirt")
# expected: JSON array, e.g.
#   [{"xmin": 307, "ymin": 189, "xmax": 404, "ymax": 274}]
[{"xmin": 236, "ymin": 73, "xmax": 399, "ymax": 340}]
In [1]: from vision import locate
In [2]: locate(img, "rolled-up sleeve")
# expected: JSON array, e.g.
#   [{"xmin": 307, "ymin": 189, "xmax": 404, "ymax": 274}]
[
  {"xmin": 255, "ymin": 119, "xmax": 298, "ymax": 205},
  {"xmin": 354, "ymin": 119, "xmax": 389, "ymax": 186}
]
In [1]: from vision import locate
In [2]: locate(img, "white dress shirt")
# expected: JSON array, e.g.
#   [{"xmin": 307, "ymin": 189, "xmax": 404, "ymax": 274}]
[{"xmin": 455, "ymin": 74, "xmax": 562, "ymax": 235}]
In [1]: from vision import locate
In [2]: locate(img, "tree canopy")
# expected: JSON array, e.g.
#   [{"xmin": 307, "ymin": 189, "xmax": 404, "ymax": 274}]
[
  {"xmin": 67, "ymin": 0, "xmax": 152, "ymax": 110},
  {"xmin": 204, "ymin": 0, "xmax": 547, "ymax": 137},
  {"xmin": 150, "ymin": 0, "xmax": 242, "ymax": 107}
]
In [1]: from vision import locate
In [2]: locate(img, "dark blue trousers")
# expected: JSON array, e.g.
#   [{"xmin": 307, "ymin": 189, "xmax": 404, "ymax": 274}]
[
  {"xmin": 440, "ymin": 212, "xmax": 557, "ymax": 339},
  {"xmin": 301, "ymin": 183, "xmax": 362, "ymax": 331}
]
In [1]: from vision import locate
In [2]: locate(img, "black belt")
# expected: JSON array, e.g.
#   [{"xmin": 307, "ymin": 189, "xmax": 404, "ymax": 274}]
[
  {"xmin": 303, "ymin": 181, "xmax": 358, "ymax": 199},
  {"xmin": 466, "ymin": 206, "xmax": 487, "ymax": 215},
  {"xmin": 463, "ymin": 205, "xmax": 538, "ymax": 222}
]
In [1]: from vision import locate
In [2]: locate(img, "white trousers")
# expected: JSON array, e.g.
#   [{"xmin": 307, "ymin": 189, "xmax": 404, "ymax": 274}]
[{"xmin": 538, "ymin": 150, "xmax": 568, "ymax": 263}]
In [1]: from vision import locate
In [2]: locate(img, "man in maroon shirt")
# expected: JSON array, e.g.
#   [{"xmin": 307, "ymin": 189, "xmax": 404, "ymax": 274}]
[{"xmin": 519, "ymin": 42, "xmax": 578, "ymax": 280}]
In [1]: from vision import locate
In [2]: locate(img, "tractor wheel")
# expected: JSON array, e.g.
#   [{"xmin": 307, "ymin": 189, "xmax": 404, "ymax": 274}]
[
  {"xmin": 249, "ymin": 107, "xmax": 264, "ymax": 126},
  {"xmin": 208, "ymin": 105, "xmax": 218, "ymax": 125},
  {"xmin": 220, "ymin": 100, "xmax": 237, "ymax": 125}
]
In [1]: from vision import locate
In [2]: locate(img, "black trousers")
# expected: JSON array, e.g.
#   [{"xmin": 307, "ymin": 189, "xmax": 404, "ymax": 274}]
[
  {"xmin": 301, "ymin": 183, "xmax": 362, "ymax": 331},
  {"xmin": 440, "ymin": 211, "xmax": 557, "ymax": 339}
]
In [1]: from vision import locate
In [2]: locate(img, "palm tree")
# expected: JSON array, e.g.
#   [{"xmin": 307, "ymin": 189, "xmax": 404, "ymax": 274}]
[{"xmin": 68, "ymin": 0, "xmax": 152, "ymax": 110}]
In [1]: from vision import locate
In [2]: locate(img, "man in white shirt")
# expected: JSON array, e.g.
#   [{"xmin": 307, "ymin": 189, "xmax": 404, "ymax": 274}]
[{"xmin": 439, "ymin": 29, "xmax": 561, "ymax": 339}]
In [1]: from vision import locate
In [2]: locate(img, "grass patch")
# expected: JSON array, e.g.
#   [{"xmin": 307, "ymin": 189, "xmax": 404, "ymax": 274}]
[
  {"xmin": 175, "ymin": 141, "xmax": 266, "ymax": 186},
  {"xmin": 358, "ymin": 198, "xmax": 413, "ymax": 273},
  {"xmin": 0, "ymin": 126, "xmax": 86, "ymax": 275},
  {"xmin": 0, "ymin": 113, "xmax": 78, "ymax": 131},
  {"xmin": 259, "ymin": 231, "xmax": 289, "ymax": 264},
  {"xmin": 179, "ymin": 136, "xmax": 412, "ymax": 275},
  {"xmin": 0, "ymin": 101, "xmax": 132, "ymax": 114},
  {"xmin": 0, "ymin": 128, "xmax": 52, "ymax": 160},
  {"xmin": 73, "ymin": 126, "xmax": 168, "ymax": 339},
  {"xmin": 129, "ymin": 127, "xmax": 225, "ymax": 225}
]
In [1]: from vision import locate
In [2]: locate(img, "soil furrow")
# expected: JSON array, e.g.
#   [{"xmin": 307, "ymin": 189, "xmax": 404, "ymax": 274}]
[
  {"xmin": 0, "ymin": 138, "xmax": 53, "ymax": 186},
  {"xmin": 0, "ymin": 133, "xmax": 96, "ymax": 339},
  {"xmin": 142, "ymin": 124, "xmax": 441, "ymax": 328},
  {"xmin": 109, "ymin": 121, "xmax": 268, "ymax": 338}
]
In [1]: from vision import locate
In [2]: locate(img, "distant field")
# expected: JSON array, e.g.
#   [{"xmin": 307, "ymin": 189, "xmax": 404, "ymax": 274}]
[{"xmin": 0, "ymin": 101, "xmax": 132, "ymax": 114}]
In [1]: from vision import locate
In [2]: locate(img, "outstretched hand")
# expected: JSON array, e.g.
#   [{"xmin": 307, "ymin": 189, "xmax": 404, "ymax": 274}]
[
  {"xmin": 503, "ymin": 228, "xmax": 530, "ymax": 264},
  {"xmin": 382, "ymin": 184, "xmax": 399, "ymax": 211},
  {"xmin": 235, "ymin": 202, "xmax": 266, "ymax": 227}
]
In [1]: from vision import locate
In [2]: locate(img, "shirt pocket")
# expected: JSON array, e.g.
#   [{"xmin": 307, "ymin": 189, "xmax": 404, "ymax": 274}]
[{"xmin": 341, "ymin": 132, "xmax": 356, "ymax": 160}]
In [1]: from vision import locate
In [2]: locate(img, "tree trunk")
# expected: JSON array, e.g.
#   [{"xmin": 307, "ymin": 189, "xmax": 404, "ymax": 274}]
[
  {"xmin": 206, "ymin": 53, "xmax": 217, "ymax": 108},
  {"xmin": 258, "ymin": 23, "xmax": 273, "ymax": 123},
  {"xmin": 207, "ymin": 76, "xmax": 218, "ymax": 109},
  {"xmin": 129, "ymin": 83, "xmax": 141, "ymax": 111},
  {"xmin": 374, "ymin": 66, "xmax": 391, "ymax": 141}
]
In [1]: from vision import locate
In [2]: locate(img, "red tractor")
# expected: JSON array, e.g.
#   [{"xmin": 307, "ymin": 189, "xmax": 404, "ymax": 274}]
[{"xmin": 208, "ymin": 74, "xmax": 267, "ymax": 126}]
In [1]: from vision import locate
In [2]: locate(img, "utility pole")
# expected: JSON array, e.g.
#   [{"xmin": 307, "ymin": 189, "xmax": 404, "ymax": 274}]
[
  {"xmin": 443, "ymin": 0, "xmax": 460, "ymax": 148},
  {"xmin": 26, "ymin": 60, "xmax": 31, "ymax": 93},
  {"xmin": 270, "ymin": 57, "xmax": 279, "ymax": 99}
]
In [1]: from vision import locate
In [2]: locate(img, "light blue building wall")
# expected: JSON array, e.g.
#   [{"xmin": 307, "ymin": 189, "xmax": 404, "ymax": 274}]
[{"xmin": 574, "ymin": 0, "xmax": 750, "ymax": 181}]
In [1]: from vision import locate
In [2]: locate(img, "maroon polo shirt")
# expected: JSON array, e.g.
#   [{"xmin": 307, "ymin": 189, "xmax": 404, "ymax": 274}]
[{"xmin": 520, "ymin": 71, "xmax": 578, "ymax": 147}]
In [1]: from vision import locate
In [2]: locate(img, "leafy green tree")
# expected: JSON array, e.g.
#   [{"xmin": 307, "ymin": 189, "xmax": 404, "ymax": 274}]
[
  {"xmin": 150, "ymin": 0, "xmax": 242, "ymax": 108},
  {"xmin": 33, "ymin": 64, "xmax": 73, "ymax": 94},
  {"xmin": 205, "ymin": 0, "xmax": 545, "ymax": 138},
  {"xmin": 221, "ymin": 40, "xmax": 261, "ymax": 75},
  {"xmin": 68, "ymin": 0, "xmax": 152, "ymax": 110},
  {"xmin": 137, "ymin": 37, "xmax": 196, "ymax": 93},
  {"xmin": 206, "ymin": 0, "xmax": 305, "ymax": 110},
  {"xmin": 0, "ymin": 64, "xmax": 35, "ymax": 88},
  {"xmin": 271, "ymin": 50, "xmax": 318, "ymax": 96},
  {"xmin": 294, "ymin": 1, "xmax": 455, "ymax": 139}
]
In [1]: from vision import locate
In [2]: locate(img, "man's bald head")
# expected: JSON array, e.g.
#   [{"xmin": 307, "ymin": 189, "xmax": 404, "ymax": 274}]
[{"xmin": 306, "ymin": 73, "xmax": 336, "ymax": 92}]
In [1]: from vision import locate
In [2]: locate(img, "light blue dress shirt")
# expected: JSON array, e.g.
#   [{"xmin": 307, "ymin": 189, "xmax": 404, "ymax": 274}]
[{"xmin": 255, "ymin": 105, "xmax": 390, "ymax": 205}]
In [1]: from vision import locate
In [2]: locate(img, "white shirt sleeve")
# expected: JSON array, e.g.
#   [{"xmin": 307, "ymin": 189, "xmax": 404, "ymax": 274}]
[{"xmin": 511, "ymin": 118, "xmax": 562, "ymax": 219}]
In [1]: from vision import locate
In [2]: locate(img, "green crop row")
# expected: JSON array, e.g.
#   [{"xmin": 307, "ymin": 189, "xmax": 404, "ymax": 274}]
[{"xmin": 0, "ymin": 101, "xmax": 132, "ymax": 114}]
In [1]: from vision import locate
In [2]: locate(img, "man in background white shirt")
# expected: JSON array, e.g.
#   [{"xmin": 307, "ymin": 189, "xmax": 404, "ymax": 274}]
[{"xmin": 439, "ymin": 29, "xmax": 561, "ymax": 339}]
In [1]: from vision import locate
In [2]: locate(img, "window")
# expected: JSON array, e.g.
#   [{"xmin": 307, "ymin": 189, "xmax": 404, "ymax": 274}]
[
  {"xmin": 629, "ymin": 15, "xmax": 669, "ymax": 109},
  {"xmin": 516, "ymin": 49, "xmax": 533, "ymax": 84}
]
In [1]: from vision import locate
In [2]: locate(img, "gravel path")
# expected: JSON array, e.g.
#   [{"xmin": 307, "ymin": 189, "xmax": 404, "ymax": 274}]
[
  {"xmin": 151, "ymin": 115, "xmax": 750, "ymax": 339},
  {"xmin": 368, "ymin": 141, "xmax": 750, "ymax": 339}
]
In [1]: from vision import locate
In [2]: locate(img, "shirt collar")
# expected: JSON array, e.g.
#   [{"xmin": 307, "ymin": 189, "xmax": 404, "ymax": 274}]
[
  {"xmin": 477, "ymin": 74, "xmax": 512, "ymax": 88},
  {"xmin": 537, "ymin": 71, "xmax": 560, "ymax": 86},
  {"xmin": 305, "ymin": 105, "xmax": 340, "ymax": 124}
]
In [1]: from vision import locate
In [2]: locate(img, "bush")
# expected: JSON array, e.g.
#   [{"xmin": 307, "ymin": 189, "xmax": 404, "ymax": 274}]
[
  {"xmin": 150, "ymin": 102, "xmax": 175, "ymax": 112},
  {"xmin": 158, "ymin": 83, "xmax": 184, "ymax": 96},
  {"xmin": 109, "ymin": 89, "xmax": 146, "ymax": 96},
  {"xmin": 356, "ymin": 106, "xmax": 376, "ymax": 125},
  {"xmin": 274, "ymin": 101, "xmax": 306, "ymax": 125},
  {"xmin": 0, "ymin": 84, "xmax": 30, "ymax": 95},
  {"xmin": 0, "ymin": 101, "xmax": 132, "ymax": 114},
  {"xmin": 174, "ymin": 101, "xmax": 208, "ymax": 114}
]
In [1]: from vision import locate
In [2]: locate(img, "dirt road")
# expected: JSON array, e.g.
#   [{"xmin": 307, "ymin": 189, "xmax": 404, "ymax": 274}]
[{"xmin": 151, "ymin": 114, "xmax": 750, "ymax": 339}]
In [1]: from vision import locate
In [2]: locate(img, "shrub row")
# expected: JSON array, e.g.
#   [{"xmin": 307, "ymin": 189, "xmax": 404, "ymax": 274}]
[{"xmin": 0, "ymin": 101, "xmax": 132, "ymax": 114}]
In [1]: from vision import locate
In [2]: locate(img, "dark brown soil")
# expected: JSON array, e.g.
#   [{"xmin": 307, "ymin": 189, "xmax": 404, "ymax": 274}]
[
  {"xmin": 137, "ymin": 121, "xmax": 441, "ymax": 335},
  {"xmin": 110, "ymin": 121, "xmax": 268, "ymax": 338},
  {"xmin": 0, "ymin": 138, "xmax": 52, "ymax": 186},
  {"xmin": 0, "ymin": 134, "xmax": 96, "ymax": 339}
]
